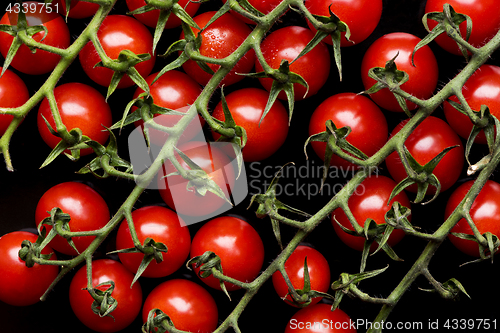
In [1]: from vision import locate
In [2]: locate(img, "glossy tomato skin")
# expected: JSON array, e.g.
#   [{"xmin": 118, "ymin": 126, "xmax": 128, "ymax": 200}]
[
  {"xmin": 115, "ymin": 205, "xmax": 191, "ymax": 278},
  {"xmin": 385, "ymin": 116, "xmax": 465, "ymax": 194},
  {"xmin": 157, "ymin": 141, "xmax": 236, "ymax": 217},
  {"xmin": 308, "ymin": 92, "xmax": 388, "ymax": 170},
  {"xmin": 56, "ymin": 0, "xmax": 99, "ymax": 19},
  {"xmin": 37, "ymin": 82, "xmax": 113, "ymax": 156},
  {"xmin": 190, "ymin": 216, "xmax": 265, "ymax": 291},
  {"xmin": 0, "ymin": 2, "xmax": 70, "ymax": 75},
  {"xmin": 305, "ymin": 0, "xmax": 382, "ymax": 47},
  {"xmin": 444, "ymin": 64, "xmax": 500, "ymax": 144},
  {"xmin": 332, "ymin": 175, "xmax": 410, "ymax": 251},
  {"xmin": 211, "ymin": 87, "xmax": 289, "ymax": 162},
  {"xmin": 180, "ymin": 11, "xmax": 256, "ymax": 86},
  {"xmin": 445, "ymin": 180, "xmax": 500, "ymax": 257},
  {"xmin": 0, "ymin": 67, "xmax": 29, "ymax": 135},
  {"xmin": 256, "ymin": 26, "xmax": 331, "ymax": 101},
  {"xmin": 285, "ymin": 303, "xmax": 356, "ymax": 333},
  {"xmin": 0, "ymin": 231, "xmax": 58, "ymax": 306},
  {"xmin": 425, "ymin": 0, "xmax": 500, "ymax": 55},
  {"xmin": 69, "ymin": 259, "xmax": 142, "ymax": 333},
  {"xmin": 272, "ymin": 245, "xmax": 330, "ymax": 307},
  {"xmin": 126, "ymin": 0, "xmax": 200, "ymax": 29},
  {"xmin": 79, "ymin": 15, "xmax": 156, "ymax": 89},
  {"xmin": 361, "ymin": 32, "xmax": 439, "ymax": 112},
  {"xmin": 142, "ymin": 279, "xmax": 218, "ymax": 333},
  {"xmin": 34, "ymin": 182, "xmax": 110, "ymax": 255}
]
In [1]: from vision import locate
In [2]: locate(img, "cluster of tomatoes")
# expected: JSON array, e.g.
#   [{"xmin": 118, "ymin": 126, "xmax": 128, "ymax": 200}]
[{"xmin": 1, "ymin": 0, "xmax": 500, "ymax": 332}]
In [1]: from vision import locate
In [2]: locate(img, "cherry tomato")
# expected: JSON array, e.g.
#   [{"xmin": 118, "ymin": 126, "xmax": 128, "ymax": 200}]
[
  {"xmin": 272, "ymin": 245, "xmax": 330, "ymax": 307},
  {"xmin": 0, "ymin": 67, "xmax": 29, "ymax": 136},
  {"xmin": 221, "ymin": 0, "xmax": 285, "ymax": 24},
  {"xmin": 285, "ymin": 303, "xmax": 356, "ymax": 332},
  {"xmin": 425, "ymin": 0, "xmax": 500, "ymax": 56},
  {"xmin": 305, "ymin": 0, "xmax": 382, "ymax": 47},
  {"xmin": 445, "ymin": 180, "xmax": 500, "ymax": 257},
  {"xmin": 69, "ymin": 259, "xmax": 142, "ymax": 333},
  {"xmin": 308, "ymin": 92, "xmax": 388, "ymax": 170},
  {"xmin": 126, "ymin": 0, "xmax": 200, "ymax": 29},
  {"xmin": 180, "ymin": 11, "xmax": 256, "ymax": 87},
  {"xmin": 385, "ymin": 116, "xmax": 465, "ymax": 194},
  {"xmin": 211, "ymin": 87, "xmax": 289, "ymax": 162},
  {"xmin": 34, "ymin": 181, "xmax": 110, "ymax": 255},
  {"xmin": 255, "ymin": 26, "xmax": 331, "ymax": 101},
  {"xmin": 115, "ymin": 205, "xmax": 191, "ymax": 278},
  {"xmin": 56, "ymin": 0, "xmax": 99, "ymax": 19},
  {"xmin": 190, "ymin": 216, "xmax": 264, "ymax": 291},
  {"xmin": 443, "ymin": 64, "xmax": 500, "ymax": 144},
  {"xmin": 0, "ymin": 231, "xmax": 58, "ymax": 306},
  {"xmin": 360, "ymin": 32, "xmax": 439, "ymax": 112},
  {"xmin": 142, "ymin": 279, "xmax": 218, "ymax": 333},
  {"xmin": 157, "ymin": 141, "xmax": 236, "ymax": 217},
  {"xmin": 0, "ymin": 1, "xmax": 70, "ymax": 75},
  {"xmin": 37, "ymin": 82, "xmax": 113, "ymax": 156},
  {"xmin": 332, "ymin": 175, "xmax": 410, "ymax": 252},
  {"xmin": 79, "ymin": 15, "xmax": 156, "ymax": 89}
]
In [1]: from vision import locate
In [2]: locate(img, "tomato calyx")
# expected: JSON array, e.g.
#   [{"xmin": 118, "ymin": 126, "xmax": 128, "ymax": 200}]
[
  {"xmin": 187, "ymin": 250, "xmax": 231, "ymax": 299},
  {"xmin": 84, "ymin": 281, "xmax": 119, "ymax": 320},
  {"xmin": 420, "ymin": 277, "xmax": 471, "ymax": 301},
  {"xmin": 450, "ymin": 231, "xmax": 499, "ymax": 264},
  {"xmin": 18, "ymin": 229, "xmax": 54, "ymax": 268},
  {"xmin": 143, "ymin": 308, "xmax": 176, "ymax": 333},
  {"xmin": 37, "ymin": 207, "xmax": 80, "ymax": 254},
  {"xmin": 384, "ymin": 202, "xmax": 415, "ymax": 234}
]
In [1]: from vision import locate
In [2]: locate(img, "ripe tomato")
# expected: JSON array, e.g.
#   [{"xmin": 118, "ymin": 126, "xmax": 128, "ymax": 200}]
[
  {"xmin": 34, "ymin": 182, "xmax": 110, "ymax": 255},
  {"xmin": 142, "ymin": 279, "xmax": 218, "ymax": 333},
  {"xmin": 221, "ymin": 0, "xmax": 285, "ymax": 24},
  {"xmin": 180, "ymin": 11, "xmax": 255, "ymax": 87},
  {"xmin": 360, "ymin": 32, "xmax": 439, "ymax": 112},
  {"xmin": 115, "ymin": 205, "xmax": 191, "ymax": 278},
  {"xmin": 255, "ymin": 26, "xmax": 331, "ymax": 100},
  {"xmin": 305, "ymin": 0, "xmax": 382, "ymax": 47},
  {"xmin": 425, "ymin": 0, "xmax": 500, "ymax": 56},
  {"xmin": 126, "ymin": 0, "xmax": 200, "ymax": 29},
  {"xmin": 443, "ymin": 64, "xmax": 500, "ymax": 144},
  {"xmin": 211, "ymin": 87, "xmax": 289, "ymax": 162},
  {"xmin": 79, "ymin": 15, "xmax": 156, "ymax": 89},
  {"xmin": 445, "ymin": 180, "xmax": 500, "ymax": 257},
  {"xmin": 332, "ymin": 175, "xmax": 410, "ymax": 252},
  {"xmin": 285, "ymin": 303, "xmax": 356, "ymax": 332},
  {"xmin": 157, "ymin": 141, "xmax": 236, "ymax": 218},
  {"xmin": 56, "ymin": 0, "xmax": 99, "ymax": 19},
  {"xmin": 37, "ymin": 82, "xmax": 113, "ymax": 156},
  {"xmin": 385, "ymin": 116, "xmax": 465, "ymax": 194},
  {"xmin": 0, "ymin": 231, "xmax": 58, "ymax": 306},
  {"xmin": 308, "ymin": 92, "xmax": 388, "ymax": 170},
  {"xmin": 69, "ymin": 259, "xmax": 142, "ymax": 333},
  {"xmin": 0, "ymin": 1, "xmax": 70, "ymax": 75},
  {"xmin": 272, "ymin": 245, "xmax": 330, "ymax": 307},
  {"xmin": 190, "ymin": 216, "xmax": 264, "ymax": 291},
  {"xmin": 0, "ymin": 67, "xmax": 29, "ymax": 136}
]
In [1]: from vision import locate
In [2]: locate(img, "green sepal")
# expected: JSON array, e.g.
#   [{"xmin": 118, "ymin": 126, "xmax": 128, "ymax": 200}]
[
  {"xmin": 385, "ymin": 202, "xmax": 415, "ymax": 232},
  {"xmin": 18, "ymin": 226, "xmax": 53, "ymax": 268},
  {"xmin": 451, "ymin": 231, "xmax": 499, "ymax": 264},
  {"xmin": 187, "ymin": 251, "xmax": 231, "ymax": 300},
  {"xmin": 85, "ymin": 281, "xmax": 118, "ymax": 319},
  {"xmin": 142, "ymin": 308, "xmax": 175, "ymax": 333},
  {"xmin": 420, "ymin": 278, "xmax": 471, "ymax": 301},
  {"xmin": 37, "ymin": 207, "xmax": 79, "ymax": 254}
]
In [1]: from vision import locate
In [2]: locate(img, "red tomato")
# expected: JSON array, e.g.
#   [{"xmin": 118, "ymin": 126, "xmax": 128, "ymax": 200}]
[
  {"xmin": 360, "ymin": 32, "xmax": 439, "ymax": 112},
  {"xmin": 221, "ymin": 0, "xmax": 285, "ymax": 24},
  {"xmin": 56, "ymin": 0, "xmax": 99, "ymax": 19},
  {"xmin": 180, "ymin": 11, "xmax": 255, "ymax": 86},
  {"xmin": 115, "ymin": 205, "xmax": 191, "ymax": 278},
  {"xmin": 211, "ymin": 87, "xmax": 289, "ymax": 162},
  {"xmin": 255, "ymin": 26, "xmax": 331, "ymax": 100},
  {"xmin": 445, "ymin": 180, "xmax": 500, "ymax": 257},
  {"xmin": 190, "ymin": 216, "xmax": 265, "ymax": 291},
  {"xmin": 0, "ymin": 67, "xmax": 29, "ymax": 135},
  {"xmin": 157, "ymin": 141, "xmax": 236, "ymax": 217},
  {"xmin": 285, "ymin": 303, "xmax": 356, "ymax": 332},
  {"xmin": 142, "ymin": 279, "xmax": 218, "ymax": 333},
  {"xmin": 425, "ymin": 0, "xmax": 500, "ymax": 55},
  {"xmin": 126, "ymin": 0, "xmax": 200, "ymax": 29},
  {"xmin": 0, "ymin": 231, "xmax": 58, "ymax": 306},
  {"xmin": 332, "ymin": 175, "xmax": 410, "ymax": 251},
  {"xmin": 79, "ymin": 15, "xmax": 156, "ymax": 89},
  {"xmin": 308, "ymin": 92, "xmax": 388, "ymax": 170},
  {"xmin": 385, "ymin": 116, "xmax": 465, "ymax": 194},
  {"xmin": 272, "ymin": 245, "xmax": 330, "ymax": 307},
  {"xmin": 0, "ymin": 1, "xmax": 70, "ymax": 75},
  {"xmin": 305, "ymin": 0, "xmax": 382, "ymax": 47},
  {"xmin": 34, "ymin": 182, "xmax": 110, "ymax": 255},
  {"xmin": 443, "ymin": 64, "xmax": 500, "ymax": 144},
  {"xmin": 69, "ymin": 259, "xmax": 142, "ymax": 333}
]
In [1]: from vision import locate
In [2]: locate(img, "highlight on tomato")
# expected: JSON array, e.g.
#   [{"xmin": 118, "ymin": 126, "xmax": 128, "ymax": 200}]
[
  {"xmin": 0, "ymin": 67, "xmax": 29, "ymax": 136},
  {"xmin": 285, "ymin": 303, "xmax": 357, "ymax": 333}
]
